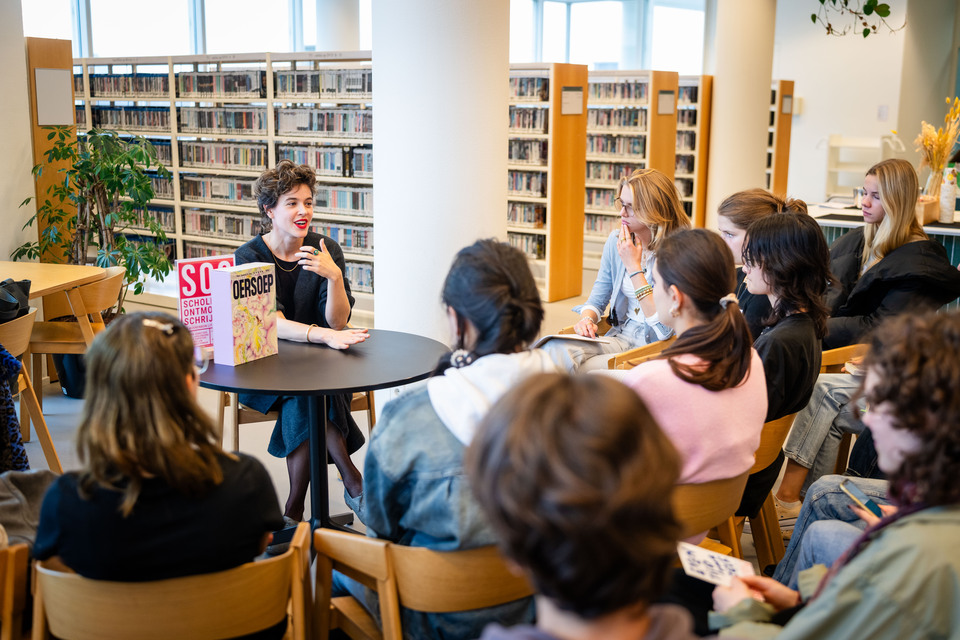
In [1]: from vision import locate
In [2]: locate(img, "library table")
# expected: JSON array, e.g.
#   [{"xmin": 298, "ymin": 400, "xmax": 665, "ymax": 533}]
[
  {"xmin": 198, "ymin": 329, "xmax": 447, "ymax": 533},
  {"xmin": 0, "ymin": 261, "xmax": 106, "ymax": 299}
]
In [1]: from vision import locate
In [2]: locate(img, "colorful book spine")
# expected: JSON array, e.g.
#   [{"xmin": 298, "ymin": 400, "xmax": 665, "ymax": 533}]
[
  {"xmin": 211, "ymin": 262, "xmax": 278, "ymax": 366},
  {"xmin": 176, "ymin": 254, "xmax": 236, "ymax": 349}
]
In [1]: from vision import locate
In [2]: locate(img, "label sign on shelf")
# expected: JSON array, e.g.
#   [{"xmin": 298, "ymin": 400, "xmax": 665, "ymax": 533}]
[{"xmin": 561, "ymin": 87, "xmax": 584, "ymax": 115}]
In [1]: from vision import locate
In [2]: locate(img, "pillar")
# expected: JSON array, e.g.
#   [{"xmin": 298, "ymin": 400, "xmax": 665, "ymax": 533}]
[{"xmin": 316, "ymin": 0, "xmax": 360, "ymax": 51}]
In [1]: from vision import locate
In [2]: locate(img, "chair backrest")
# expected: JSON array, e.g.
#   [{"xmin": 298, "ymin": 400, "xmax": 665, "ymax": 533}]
[
  {"xmin": 314, "ymin": 529, "xmax": 534, "ymax": 640},
  {"xmin": 672, "ymin": 471, "xmax": 750, "ymax": 540},
  {"xmin": 750, "ymin": 412, "xmax": 798, "ymax": 473},
  {"xmin": 33, "ymin": 521, "xmax": 310, "ymax": 640},
  {"xmin": 0, "ymin": 308, "xmax": 37, "ymax": 359},
  {"xmin": 820, "ymin": 343, "xmax": 868, "ymax": 374},
  {"xmin": 0, "ymin": 543, "xmax": 29, "ymax": 640},
  {"xmin": 614, "ymin": 334, "xmax": 677, "ymax": 369},
  {"xmin": 42, "ymin": 266, "xmax": 125, "ymax": 320}
]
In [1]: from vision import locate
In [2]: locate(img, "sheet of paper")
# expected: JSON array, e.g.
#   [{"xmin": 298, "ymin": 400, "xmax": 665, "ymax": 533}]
[
  {"xmin": 532, "ymin": 334, "xmax": 611, "ymax": 349},
  {"xmin": 677, "ymin": 542, "xmax": 755, "ymax": 587},
  {"xmin": 561, "ymin": 87, "xmax": 583, "ymax": 115}
]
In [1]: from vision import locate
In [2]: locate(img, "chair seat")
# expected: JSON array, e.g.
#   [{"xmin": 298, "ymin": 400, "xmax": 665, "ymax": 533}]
[{"xmin": 29, "ymin": 321, "xmax": 104, "ymax": 355}]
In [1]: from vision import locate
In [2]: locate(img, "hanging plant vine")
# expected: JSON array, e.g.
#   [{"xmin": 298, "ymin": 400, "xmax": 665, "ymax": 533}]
[{"xmin": 811, "ymin": 0, "xmax": 904, "ymax": 38}]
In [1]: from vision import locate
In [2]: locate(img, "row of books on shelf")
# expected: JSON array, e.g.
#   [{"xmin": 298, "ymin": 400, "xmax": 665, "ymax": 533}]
[
  {"xmin": 76, "ymin": 68, "xmax": 373, "ymax": 101},
  {"xmin": 585, "ymin": 188, "xmax": 617, "ymax": 210},
  {"xmin": 508, "ymin": 106, "xmax": 548, "ymax": 134},
  {"xmin": 584, "ymin": 213, "xmax": 620, "ymax": 237},
  {"xmin": 677, "ymin": 85, "xmax": 699, "ymax": 104},
  {"xmin": 586, "ymin": 161, "xmax": 643, "ymax": 184},
  {"xmin": 587, "ymin": 107, "xmax": 647, "ymax": 132},
  {"xmin": 129, "ymin": 205, "xmax": 176, "ymax": 232},
  {"xmin": 677, "ymin": 110, "xmax": 698, "ymax": 127},
  {"xmin": 507, "ymin": 202, "xmax": 546, "ymax": 228},
  {"xmin": 172, "ymin": 175, "xmax": 374, "ymax": 215},
  {"xmin": 675, "ymin": 177, "xmax": 694, "ymax": 198},
  {"xmin": 588, "ymin": 81, "xmax": 648, "ymax": 103},
  {"xmin": 79, "ymin": 105, "xmax": 373, "ymax": 139},
  {"xmin": 507, "ymin": 232, "xmax": 546, "ymax": 260},
  {"xmin": 507, "ymin": 170, "xmax": 546, "ymax": 198},
  {"xmin": 125, "ymin": 139, "xmax": 372, "ymax": 178},
  {"xmin": 509, "ymin": 77, "xmax": 549, "ymax": 102},
  {"xmin": 587, "ymin": 134, "xmax": 645, "ymax": 158},
  {"xmin": 183, "ymin": 208, "xmax": 262, "ymax": 240},
  {"xmin": 310, "ymin": 222, "xmax": 373, "ymax": 255},
  {"xmin": 677, "ymin": 131, "xmax": 697, "ymax": 152},
  {"xmin": 675, "ymin": 154, "xmax": 696, "ymax": 175},
  {"xmin": 508, "ymin": 139, "xmax": 548, "ymax": 165}
]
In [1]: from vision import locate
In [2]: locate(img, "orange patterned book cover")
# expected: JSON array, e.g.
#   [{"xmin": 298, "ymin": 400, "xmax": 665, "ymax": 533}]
[{"xmin": 211, "ymin": 262, "xmax": 278, "ymax": 366}]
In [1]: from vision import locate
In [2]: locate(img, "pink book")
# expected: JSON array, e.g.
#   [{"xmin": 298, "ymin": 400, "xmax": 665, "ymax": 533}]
[
  {"xmin": 176, "ymin": 254, "xmax": 235, "ymax": 349},
  {"xmin": 211, "ymin": 262, "xmax": 278, "ymax": 366}
]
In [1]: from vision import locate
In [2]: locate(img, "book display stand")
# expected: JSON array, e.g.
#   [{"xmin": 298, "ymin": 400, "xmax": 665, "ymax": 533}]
[
  {"xmin": 508, "ymin": 63, "xmax": 588, "ymax": 302},
  {"xmin": 766, "ymin": 79, "xmax": 794, "ymax": 195},
  {"xmin": 676, "ymin": 75, "xmax": 713, "ymax": 228},
  {"xmin": 73, "ymin": 51, "xmax": 375, "ymax": 311},
  {"xmin": 582, "ymin": 70, "xmax": 678, "ymax": 268}
]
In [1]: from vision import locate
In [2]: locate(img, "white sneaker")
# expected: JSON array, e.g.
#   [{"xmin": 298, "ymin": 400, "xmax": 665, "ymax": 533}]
[{"xmin": 774, "ymin": 496, "xmax": 802, "ymax": 531}]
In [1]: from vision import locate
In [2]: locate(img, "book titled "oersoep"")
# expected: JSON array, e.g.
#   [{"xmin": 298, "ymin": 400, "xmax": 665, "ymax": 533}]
[{"xmin": 211, "ymin": 262, "xmax": 278, "ymax": 366}]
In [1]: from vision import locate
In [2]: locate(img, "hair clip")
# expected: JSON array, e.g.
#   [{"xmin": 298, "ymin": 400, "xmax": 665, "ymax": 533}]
[
  {"xmin": 719, "ymin": 293, "xmax": 739, "ymax": 309},
  {"xmin": 142, "ymin": 318, "xmax": 175, "ymax": 335}
]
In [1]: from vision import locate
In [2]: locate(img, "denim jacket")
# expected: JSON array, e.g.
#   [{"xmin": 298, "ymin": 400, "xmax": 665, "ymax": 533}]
[{"xmin": 573, "ymin": 231, "xmax": 672, "ymax": 346}]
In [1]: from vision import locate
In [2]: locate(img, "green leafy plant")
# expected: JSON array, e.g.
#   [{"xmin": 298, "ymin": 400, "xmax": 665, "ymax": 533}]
[
  {"xmin": 811, "ymin": 0, "xmax": 903, "ymax": 38},
  {"xmin": 13, "ymin": 126, "xmax": 173, "ymax": 312}
]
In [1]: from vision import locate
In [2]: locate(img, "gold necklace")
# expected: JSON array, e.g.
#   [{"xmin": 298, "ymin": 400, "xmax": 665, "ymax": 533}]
[{"xmin": 271, "ymin": 253, "xmax": 300, "ymax": 272}]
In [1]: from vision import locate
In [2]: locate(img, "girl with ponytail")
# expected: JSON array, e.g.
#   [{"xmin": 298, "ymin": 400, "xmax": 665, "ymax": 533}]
[
  {"xmin": 338, "ymin": 239, "xmax": 554, "ymax": 638},
  {"xmin": 623, "ymin": 229, "xmax": 766, "ymax": 489}
]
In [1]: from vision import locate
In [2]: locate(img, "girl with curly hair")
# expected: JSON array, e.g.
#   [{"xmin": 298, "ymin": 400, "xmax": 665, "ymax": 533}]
[{"xmin": 713, "ymin": 311, "xmax": 960, "ymax": 640}]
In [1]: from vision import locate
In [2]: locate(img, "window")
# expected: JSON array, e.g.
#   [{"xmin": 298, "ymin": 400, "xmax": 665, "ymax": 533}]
[
  {"xmin": 204, "ymin": 0, "xmax": 289, "ymax": 54},
  {"xmin": 650, "ymin": 4, "xmax": 704, "ymax": 75},
  {"xmin": 510, "ymin": 0, "xmax": 536, "ymax": 63},
  {"xmin": 90, "ymin": 0, "xmax": 192, "ymax": 57},
  {"xmin": 21, "ymin": 0, "xmax": 73, "ymax": 41},
  {"xmin": 569, "ymin": 2, "xmax": 622, "ymax": 68},
  {"xmin": 359, "ymin": 0, "xmax": 371, "ymax": 50},
  {"xmin": 542, "ymin": 1, "xmax": 567, "ymax": 63}
]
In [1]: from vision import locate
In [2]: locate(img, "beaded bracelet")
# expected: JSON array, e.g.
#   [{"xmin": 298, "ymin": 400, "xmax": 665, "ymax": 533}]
[{"xmin": 634, "ymin": 284, "xmax": 653, "ymax": 302}]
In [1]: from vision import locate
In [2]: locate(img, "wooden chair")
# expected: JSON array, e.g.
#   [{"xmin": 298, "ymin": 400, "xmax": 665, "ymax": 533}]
[
  {"xmin": 716, "ymin": 413, "xmax": 798, "ymax": 566},
  {"xmin": 672, "ymin": 471, "xmax": 750, "ymax": 557},
  {"xmin": 0, "ymin": 309, "xmax": 62, "ymax": 473},
  {"xmin": 32, "ymin": 521, "xmax": 311, "ymax": 640},
  {"xmin": 215, "ymin": 390, "xmax": 376, "ymax": 450},
  {"xmin": 314, "ymin": 529, "xmax": 534, "ymax": 640},
  {"xmin": 26, "ymin": 266, "xmax": 125, "ymax": 439},
  {"xmin": 614, "ymin": 335, "xmax": 677, "ymax": 369},
  {"xmin": 820, "ymin": 344, "xmax": 868, "ymax": 474},
  {"xmin": 0, "ymin": 543, "xmax": 29, "ymax": 640}
]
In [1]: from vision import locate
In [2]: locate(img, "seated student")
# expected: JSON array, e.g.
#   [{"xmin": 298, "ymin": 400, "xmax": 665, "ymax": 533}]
[
  {"xmin": 467, "ymin": 373, "xmax": 715, "ymax": 640},
  {"xmin": 736, "ymin": 212, "xmax": 832, "ymax": 518},
  {"xmin": 542, "ymin": 168, "xmax": 690, "ymax": 371},
  {"xmin": 340, "ymin": 240, "xmax": 555, "ymax": 638},
  {"xmin": 34, "ymin": 313, "xmax": 285, "ymax": 634},
  {"xmin": 622, "ymin": 229, "xmax": 766, "ymax": 488},
  {"xmin": 713, "ymin": 311, "xmax": 960, "ymax": 640},
  {"xmin": 716, "ymin": 188, "xmax": 807, "ymax": 340}
]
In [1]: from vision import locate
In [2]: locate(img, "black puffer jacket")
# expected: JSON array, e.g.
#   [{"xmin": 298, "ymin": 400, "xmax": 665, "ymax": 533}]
[{"xmin": 824, "ymin": 227, "xmax": 960, "ymax": 348}]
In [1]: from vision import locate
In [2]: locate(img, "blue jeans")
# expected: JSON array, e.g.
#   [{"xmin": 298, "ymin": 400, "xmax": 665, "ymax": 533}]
[
  {"xmin": 772, "ymin": 475, "xmax": 890, "ymax": 588},
  {"xmin": 782, "ymin": 374, "xmax": 865, "ymax": 496}
]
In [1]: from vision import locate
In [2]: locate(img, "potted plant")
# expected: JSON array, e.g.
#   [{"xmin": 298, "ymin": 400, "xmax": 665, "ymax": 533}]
[
  {"xmin": 12, "ymin": 126, "xmax": 174, "ymax": 396},
  {"xmin": 13, "ymin": 125, "xmax": 173, "ymax": 312}
]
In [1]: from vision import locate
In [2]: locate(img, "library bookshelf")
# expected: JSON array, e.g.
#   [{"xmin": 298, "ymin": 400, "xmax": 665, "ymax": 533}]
[
  {"xmin": 508, "ymin": 63, "xmax": 588, "ymax": 302},
  {"xmin": 72, "ymin": 51, "xmax": 375, "ymax": 313},
  {"xmin": 676, "ymin": 75, "xmax": 712, "ymax": 228},
  {"xmin": 581, "ymin": 70, "xmax": 679, "ymax": 268},
  {"xmin": 766, "ymin": 79, "xmax": 794, "ymax": 196}
]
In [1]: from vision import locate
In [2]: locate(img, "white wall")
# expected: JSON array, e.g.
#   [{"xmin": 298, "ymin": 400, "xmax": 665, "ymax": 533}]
[{"xmin": 0, "ymin": 2, "xmax": 39, "ymax": 263}]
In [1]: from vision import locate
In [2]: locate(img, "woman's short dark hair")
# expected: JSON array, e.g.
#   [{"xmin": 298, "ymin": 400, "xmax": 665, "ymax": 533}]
[
  {"xmin": 861, "ymin": 311, "xmax": 960, "ymax": 508},
  {"xmin": 441, "ymin": 239, "xmax": 543, "ymax": 358},
  {"xmin": 254, "ymin": 160, "xmax": 317, "ymax": 232},
  {"xmin": 741, "ymin": 212, "xmax": 835, "ymax": 338},
  {"xmin": 717, "ymin": 188, "xmax": 807, "ymax": 231},
  {"xmin": 657, "ymin": 228, "xmax": 753, "ymax": 391},
  {"xmin": 466, "ymin": 373, "xmax": 681, "ymax": 619}
]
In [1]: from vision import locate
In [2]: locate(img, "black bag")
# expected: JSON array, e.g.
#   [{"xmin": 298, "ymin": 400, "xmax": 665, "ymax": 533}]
[{"xmin": 0, "ymin": 279, "xmax": 31, "ymax": 323}]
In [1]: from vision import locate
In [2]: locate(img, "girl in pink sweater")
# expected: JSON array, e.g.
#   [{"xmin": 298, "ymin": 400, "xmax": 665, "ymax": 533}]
[{"xmin": 624, "ymin": 229, "xmax": 767, "ymax": 484}]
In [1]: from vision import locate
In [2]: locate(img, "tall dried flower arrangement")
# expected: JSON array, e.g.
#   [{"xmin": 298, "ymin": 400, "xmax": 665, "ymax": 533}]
[{"xmin": 914, "ymin": 97, "xmax": 960, "ymax": 200}]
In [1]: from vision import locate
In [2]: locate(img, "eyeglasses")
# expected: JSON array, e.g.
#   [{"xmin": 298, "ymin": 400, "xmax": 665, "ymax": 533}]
[{"xmin": 614, "ymin": 198, "xmax": 637, "ymax": 216}]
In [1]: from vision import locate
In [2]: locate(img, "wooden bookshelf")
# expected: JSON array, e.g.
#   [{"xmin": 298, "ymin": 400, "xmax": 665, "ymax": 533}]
[
  {"xmin": 508, "ymin": 63, "xmax": 588, "ymax": 302},
  {"xmin": 767, "ymin": 79, "xmax": 794, "ymax": 196},
  {"xmin": 582, "ymin": 69, "xmax": 679, "ymax": 267},
  {"xmin": 72, "ymin": 51, "xmax": 375, "ymax": 308},
  {"xmin": 676, "ymin": 75, "xmax": 712, "ymax": 228}
]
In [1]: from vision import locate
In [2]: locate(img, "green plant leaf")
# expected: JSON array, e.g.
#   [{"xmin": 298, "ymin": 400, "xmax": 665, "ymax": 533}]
[
  {"xmin": 876, "ymin": 4, "xmax": 890, "ymax": 17},
  {"xmin": 863, "ymin": 4, "xmax": 873, "ymax": 15},
  {"xmin": 863, "ymin": 27, "xmax": 871, "ymax": 37},
  {"xmin": 811, "ymin": 13, "xmax": 817, "ymax": 22}
]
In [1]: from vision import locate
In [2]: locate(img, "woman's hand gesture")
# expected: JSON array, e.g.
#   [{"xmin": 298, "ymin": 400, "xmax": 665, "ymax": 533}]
[
  {"xmin": 298, "ymin": 240, "xmax": 342, "ymax": 281},
  {"xmin": 314, "ymin": 327, "xmax": 369, "ymax": 350},
  {"xmin": 616, "ymin": 223, "xmax": 644, "ymax": 274}
]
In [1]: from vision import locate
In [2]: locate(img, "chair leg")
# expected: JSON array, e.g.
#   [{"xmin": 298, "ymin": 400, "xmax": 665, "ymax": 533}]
[
  {"xmin": 216, "ymin": 392, "xmax": 230, "ymax": 448},
  {"xmin": 231, "ymin": 393, "xmax": 241, "ymax": 451},
  {"xmin": 833, "ymin": 432, "xmax": 855, "ymax": 475},
  {"xmin": 715, "ymin": 517, "xmax": 743, "ymax": 559},
  {"xmin": 18, "ymin": 373, "xmax": 62, "ymax": 474},
  {"xmin": 750, "ymin": 494, "xmax": 785, "ymax": 569},
  {"xmin": 366, "ymin": 390, "xmax": 376, "ymax": 432}
]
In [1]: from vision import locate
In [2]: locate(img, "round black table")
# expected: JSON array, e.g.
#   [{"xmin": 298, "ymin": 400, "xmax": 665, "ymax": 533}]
[{"xmin": 199, "ymin": 329, "xmax": 448, "ymax": 531}]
